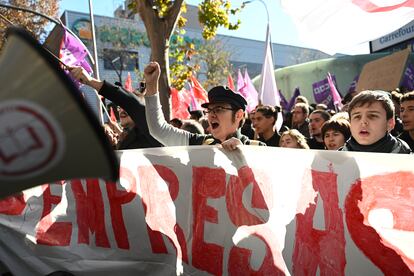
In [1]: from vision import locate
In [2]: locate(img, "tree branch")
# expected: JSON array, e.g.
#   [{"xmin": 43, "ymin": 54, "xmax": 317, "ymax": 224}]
[{"xmin": 165, "ymin": 0, "xmax": 184, "ymax": 39}]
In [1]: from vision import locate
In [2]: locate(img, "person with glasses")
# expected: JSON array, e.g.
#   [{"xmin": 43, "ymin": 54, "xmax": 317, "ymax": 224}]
[
  {"xmin": 143, "ymin": 62, "xmax": 265, "ymax": 150},
  {"xmin": 291, "ymin": 103, "xmax": 310, "ymax": 138}
]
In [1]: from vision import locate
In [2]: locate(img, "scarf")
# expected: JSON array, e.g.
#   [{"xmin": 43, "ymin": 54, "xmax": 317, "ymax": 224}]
[{"xmin": 344, "ymin": 133, "xmax": 410, "ymax": 154}]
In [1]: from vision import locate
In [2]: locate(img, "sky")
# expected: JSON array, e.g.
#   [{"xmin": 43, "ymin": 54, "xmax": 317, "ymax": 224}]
[{"xmin": 59, "ymin": 0, "xmax": 370, "ymax": 55}]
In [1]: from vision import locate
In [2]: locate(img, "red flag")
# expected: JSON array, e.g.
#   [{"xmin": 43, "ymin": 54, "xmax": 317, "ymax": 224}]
[
  {"xmin": 227, "ymin": 73, "xmax": 235, "ymax": 91},
  {"xmin": 109, "ymin": 107, "xmax": 117, "ymax": 123},
  {"xmin": 124, "ymin": 72, "xmax": 133, "ymax": 92},
  {"xmin": 171, "ymin": 87, "xmax": 191, "ymax": 119},
  {"xmin": 189, "ymin": 75, "xmax": 208, "ymax": 102}
]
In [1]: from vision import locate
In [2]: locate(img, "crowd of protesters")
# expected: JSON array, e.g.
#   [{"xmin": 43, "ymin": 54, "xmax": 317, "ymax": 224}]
[{"xmin": 70, "ymin": 62, "xmax": 414, "ymax": 154}]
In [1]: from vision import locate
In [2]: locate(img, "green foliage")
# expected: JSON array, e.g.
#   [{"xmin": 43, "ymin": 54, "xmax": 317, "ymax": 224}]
[
  {"xmin": 169, "ymin": 30, "xmax": 200, "ymax": 90},
  {"xmin": 127, "ymin": 0, "xmax": 241, "ymax": 90},
  {"xmin": 194, "ymin": 39, "xmax": 232, "ymax": 89},
  {"xmin": 168, "ymin": 1, "xmax": 241, "ymax": 89},
  {"xmin": 198, "ymin": 0, "xmax": 242, "ymax": 40},
  {"xmin": 98, "ymin": 25, "xmax": 150, "ymax": 48}
]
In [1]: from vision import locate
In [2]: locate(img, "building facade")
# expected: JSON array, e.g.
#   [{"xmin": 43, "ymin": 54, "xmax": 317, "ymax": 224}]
[
  {"xmin": 62, "ymin": 4, "xmax": 330, "ymax": 88},
  {"xmin": 370, "ymin": 20, "xmax": 414, "ymax": 53}
]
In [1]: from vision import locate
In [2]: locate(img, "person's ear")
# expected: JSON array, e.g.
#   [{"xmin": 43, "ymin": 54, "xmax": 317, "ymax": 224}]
[
  {"xmin": 387, "ymin": 117, "xmax": 395, "ymax": 132},
  {"xmin": 236, "ymin": 109, "xmax": 244, "ymax": 121}
]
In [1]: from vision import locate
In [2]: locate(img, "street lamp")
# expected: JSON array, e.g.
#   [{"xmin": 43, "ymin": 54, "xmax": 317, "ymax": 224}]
[
  {"xmin": 243, "ymin": 0, "xmax": 270, "ymax": 24},
  {"xmin": 110, "ymin": 56, "xmax": 123, "ymax": 84},
  {"xmin": 242, "ymin": 0, "xmax": 274, "ymax": 64}
]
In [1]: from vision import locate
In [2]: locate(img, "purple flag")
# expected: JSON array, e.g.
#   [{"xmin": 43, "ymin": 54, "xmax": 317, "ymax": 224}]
[
  {"xmin": 287, "ymin": 87, "xmax": 301, "ymax": 112},
  {"xmin": 237, "ymin": 69, "xmax": 246, "ymax": 93},
  {"xmin": 348, "ymin": 74, "xmax": 359, "ymax": 93},
  {"xmin": 327, "ymin": 72, "xmax": 343, "ymax": 109},
  {"xmin": 312, "ymin": 75, "xmax": 338, "ymax": 109},
  {"xmin": 241, "ymin": 69, "xmax": 259, "ymax": 113},
  {"xmin": 401, "ymin": 64, "xmax": 414, "ymax": 91},
  {"xmin": 279, "ymin": 89, "xmax": 288, "ymax": 111},
  {"xmin": 60, "ymin": 30, "xmax": 93, "ymax": 87}
]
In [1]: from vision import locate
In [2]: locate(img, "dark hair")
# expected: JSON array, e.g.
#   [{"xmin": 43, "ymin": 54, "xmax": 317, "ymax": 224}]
[
  {"xmin": 400, "ymin": 91, "xmax": 414, "ymax": 104},
  {"xmin": 295, "ymin": 95, "xmax": 309, "ymax": 105},
  {"xmin": 169, "ymin": 118, "xmax": 183, "ymax": 128},
  {"xmin": 293, "ymin": 103, "xmax": 309, "ymax": 116},
  {"xmin": 228, "ymin": 104, "xmax": 245, "ymax": 128},
  {"xmin": 348, "ymin": 90, "xmax": 395, "ymax": 120},
  {"xmin": 181, "ymin": 120, "xmax": 204, "ymax": 134},
  {"xmin": 189, "ymin": 110, "xmax": 204, "ymax": 121},
  {"xmin": 315, "ymin": 103, "xmax": 328, "ymax": 111},
  {"xmin": 255, "ymin": 105, "xmax": 278, "ymax": 125},
  {"xmin": 321, "ymin": 119, "xmax": 351, "ymax": 141},
  {"xmin": 390, "ymin": 89, "xmax": 403, "ymax": 103},
  {"xmin": 310, "ymin": 109, "xmax": 331, "ymax": 122},
  {"xmin": 342, "ymin": 91, "xmax": 355, "ymax": 105},
  {"xmin": 199, "ymin": 118, "xmax": 210, "ymax": 133}
]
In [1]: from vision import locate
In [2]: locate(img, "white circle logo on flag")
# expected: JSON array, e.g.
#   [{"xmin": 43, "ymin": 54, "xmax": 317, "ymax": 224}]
[{"xmin": 0, "ymin": 100, "xmax": 65, "ymax": 179}]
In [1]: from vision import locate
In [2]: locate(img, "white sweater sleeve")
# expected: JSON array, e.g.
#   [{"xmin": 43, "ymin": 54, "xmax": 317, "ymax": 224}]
[{"xmin": 144, "ymin": 94, "xmax": 191, "ymax": 146}]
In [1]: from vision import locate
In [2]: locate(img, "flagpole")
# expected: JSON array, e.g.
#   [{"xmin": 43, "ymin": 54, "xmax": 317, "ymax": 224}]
[
  {"xmin": 242, "ymin": 0, "xmax": 273, "ymax": 59},
  {"xmin": 88, "ymin": 0, "xmax": 103, "ymax": 124}
]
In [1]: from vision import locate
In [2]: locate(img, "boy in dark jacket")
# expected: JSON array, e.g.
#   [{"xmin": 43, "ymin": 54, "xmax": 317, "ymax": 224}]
[{"xmin": 340, "ymin": 90, "xmax": 411, "ymax": 154}]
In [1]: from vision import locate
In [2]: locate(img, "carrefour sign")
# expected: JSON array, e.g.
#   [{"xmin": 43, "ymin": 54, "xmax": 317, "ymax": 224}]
[{"xmin": 371, "ymin": 20, "xmax": 414, "ymax": 52}]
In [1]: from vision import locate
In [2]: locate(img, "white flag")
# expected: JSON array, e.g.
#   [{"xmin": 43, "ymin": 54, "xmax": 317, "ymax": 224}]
[
  {"xmin": 259, "ymin": 23, "xmax": 283, "ymax": 131},
  {"xmin": 281, "ymin": 0, "xmax": 414, "ymax": 54}
]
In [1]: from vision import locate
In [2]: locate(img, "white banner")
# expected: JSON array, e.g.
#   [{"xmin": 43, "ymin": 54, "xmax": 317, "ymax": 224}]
[
  {"xmin": 0, "ymin": 146, "xmax": 413, "ymax": 275},
  {"xmin": 281, "ymin": 0, "xmax": 414, "ymax": 54}
]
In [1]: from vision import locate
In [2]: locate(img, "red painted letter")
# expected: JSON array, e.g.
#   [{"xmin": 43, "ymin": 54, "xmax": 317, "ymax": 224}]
[
  {"xmin": 71, "ymin": 179, "xmax": 110, "ymax": 248},
  {"xmin": 345, "ymin": 172, "xmax": 414, "ymax": 274},
  {"xmin": 227, "ymin": 166, "xmax": 284, "ymax": 275},
  {"xmin": 293, "ymin": 170, "xmax": 346, "ymax": 276},
  {"xmin": 192, "ymin": 167, "xmax": 226, "ymax": 275},
  {"xmin": 138, "ymin": 165, "xmax": 188, "ymax": 263},
  {"xmin": 36, "ymin": 183, "xmax": 72, "ymax": 246},
  {"xmin": 106, "ymin": 167, "xmax": 137, "ymax": 249}
]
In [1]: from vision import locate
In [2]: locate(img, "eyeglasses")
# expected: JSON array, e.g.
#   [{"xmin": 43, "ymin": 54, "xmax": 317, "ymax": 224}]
[{"xmin": 204, "ymin": 106, "xmax": 235, "ymax": 115}]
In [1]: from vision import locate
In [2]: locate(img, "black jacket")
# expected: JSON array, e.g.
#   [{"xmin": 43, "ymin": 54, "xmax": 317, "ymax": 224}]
[
  {"xmin": 258, "ymin": 132, "xmax": 280, "ymax": 147},
  {"xmin": 340, "ymin": 133, "xmax": 411, "ymax": 154},
  {"xmin": 307, "ymin": 137, "xmax": 325, "ymax": 150},
  {"xmin": 398, "ymin": 131, "xmax": 414, "ymax": 152},
  {"xmin": 189, "ymin": 130, "xmax": 266, "ymax": 146},
  {"xmin": 100, "ymin": 81, "xmax": 162, "ymax": 149}
]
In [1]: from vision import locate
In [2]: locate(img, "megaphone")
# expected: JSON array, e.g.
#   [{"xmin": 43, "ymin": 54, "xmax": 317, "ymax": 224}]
[{"xmin": 0, "ymin": 27, "xmax": 119, "ymax": 198}]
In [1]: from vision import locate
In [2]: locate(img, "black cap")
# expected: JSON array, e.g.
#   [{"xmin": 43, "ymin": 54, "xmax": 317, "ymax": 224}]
[{"xmin": 201, "ymin": 86, "xmax": 247, "ymax": 111}]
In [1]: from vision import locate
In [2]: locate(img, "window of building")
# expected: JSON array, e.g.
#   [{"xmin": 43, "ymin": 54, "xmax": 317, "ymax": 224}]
[{"xmin": 102, "ymin": 49, "xmax": 139, "ymax": 71}]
